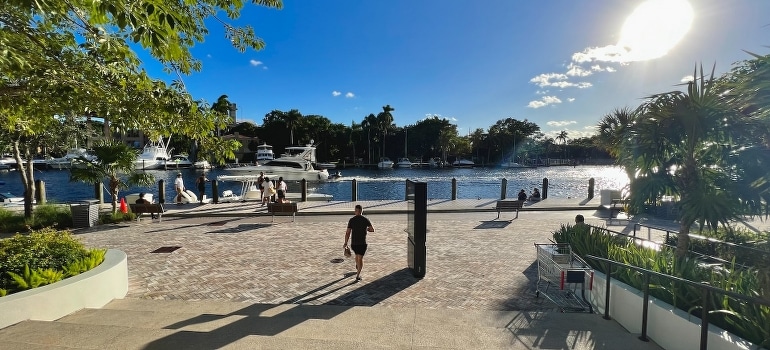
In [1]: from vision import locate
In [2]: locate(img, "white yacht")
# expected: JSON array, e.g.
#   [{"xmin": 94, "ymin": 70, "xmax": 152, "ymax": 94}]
[
  {"xmin": 256, "ymin": 143, "xmax": 275, "ymax": 162},
  {"xmin": 377, "ymin": 157, "xmax": 394, "ymax": 169},
  {"xmin": 166, "ymin": 155, "xmax": 193, "ymax": 169},
  {"xmin": 429, "ymin": 157, "xmax": 445, "ymax": 168},
  {"xmin": 217, "ymin": 175, "xmax": 333, "ymax": 201},
  {"xmin": 48, "ymin": 148, "xmax": 97, "ymax": 170},
  {"xmin": 194, "ymin": 160, "xmax": 212, "ymax": 169},
  {"xmin": 395, "ymin": 157, "xmax": 413, "ymax": 168},
  {"xmin": 135, "ymin": 138, "xmax": 171, "ymax": 170},
  {"xmin": 222, "ymin": 142, "xmax": 331, "ymax": 182},
  {"xmin": 452, "ymin": 158, "xmax": 475, "ymax": 168},
  {"xmin": 499, "ymin": 159, "xmax": 531, "ymax": 169}
]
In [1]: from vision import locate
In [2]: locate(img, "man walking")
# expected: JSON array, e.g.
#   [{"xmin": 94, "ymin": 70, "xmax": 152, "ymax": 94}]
[{"xmin": 344, "ymin": 204, "xmax": 375, "ymax": 282}]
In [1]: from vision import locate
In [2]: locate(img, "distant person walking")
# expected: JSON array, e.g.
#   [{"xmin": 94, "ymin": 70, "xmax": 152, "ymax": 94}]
[
  {"xmin": 261, "ymin": 176, "xmax": 273, "ymax": 206},
  {"xmin": 344, "ymin": 204, "xmax": 375, "ymax": 282},
  {"xmin": 257, "ymin": 171, "xmax": 265, "ymax": 198},
  {"xmin": 277, "ymin": 177, "xmax": 287, "ymax": 203},
  {"xmin": 195, "ymin": 173, "xmax": 209, "ymax": 204}
]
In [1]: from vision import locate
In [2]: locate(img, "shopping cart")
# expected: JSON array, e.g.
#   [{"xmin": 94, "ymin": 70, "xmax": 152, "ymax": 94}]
[{"xmin": 534, "ymin": 243, "xmax": 594, "ymax": 313}]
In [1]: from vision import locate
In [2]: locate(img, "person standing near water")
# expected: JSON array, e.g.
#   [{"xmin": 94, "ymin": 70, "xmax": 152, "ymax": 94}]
[
  {"xmin": 195, "ymin": 173, "xmax": 209, "ymax": 204},
  {"xmin": 174, "ymin": 173, "xmax": 185, "ymax": 204},
  {"xmin": 344, "ymin": 204, "xmax": 375, "ymax": 282}
]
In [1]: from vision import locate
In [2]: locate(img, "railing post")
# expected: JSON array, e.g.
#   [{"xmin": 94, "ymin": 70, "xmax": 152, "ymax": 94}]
[
  {"xmin": 351, "ymin": 179, "xmax": 358, "ymax": 201},
  {"xmin": 542, "ymin": 178, "xmax": 548, "ymax": 199},
  {"xmin": 700, "ymin": 288, "xmax": 710, "ymax": 350},
  {"xmin": 633, "ymin": 223, "xmax": 638, "ymax": 238},
  {"xmin": 604, "ymin": 260, "xmax": 612, "ymax": 320},
  {"xmin": 301, "ymin": 179, "xmax": 308, "ymax": 202},
  {"xmin": 212, "ymin": 181, "xmax": 219, "ymax": 204},
  {"xmin": 451, "ymin": 178, "xmax": 457, "ymax": 200},
  {"xmin": 405, "ymin": 179, "xmax": 409, "ymax": 201},
  {"xmin": 158, "ymin": 179, "xmax": 166, "ymax": 204},
  {"xmin": 500, "ymin": 178, "xmax": 507, "ymax": 200},
  {"xmin": 639, "ymin": 272, "xmax": 651, "ymax": 342}
]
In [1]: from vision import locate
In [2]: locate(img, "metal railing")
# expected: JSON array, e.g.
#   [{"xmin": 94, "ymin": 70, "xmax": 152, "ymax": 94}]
[{"xmin": 585, "ymin": 255, "xmax": 770, "ymax": 350}]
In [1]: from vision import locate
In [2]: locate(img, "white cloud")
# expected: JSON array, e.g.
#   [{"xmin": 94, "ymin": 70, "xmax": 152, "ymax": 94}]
[
  {"xmin": 249, "ymin": 59, "xmax": 263, "ymax": 67},
  {"xmin": 680, "ymin": 75, "xmax": 694, "ymax": 83},
  {"xmin": 332, "ymin": 91, "xmax": 341, "ymax": 97},
  {"xmin": 572, "ymin": 45, "xmax": 631, "ymax": 64},
  {"xmin": 566, "ymin": 64, "xmax": 592, "ymax": 77},
  {"xmin": 527, "ymin": 96, "xmax": 562, "ymax": 109},
  {"xmin": 345, "ymin": 92, "xmax": 355, "ymax": 98},
  {"xmin": 207, "ymin": 54, "xmax": 212, "ymax": 58},
  {"xmin": 530, "ymin": 73, "xmax": 568, "ymax": 87},
  {"xmin": 535, "ymin": 90, "xmax": 548, "ymax": 95},
  {"xmin": 547, "ymin": 120, "xmax": 577, "ymax": 127},
  {"xmin": 567, "ymin": 98, "xmax": 575, "ymax": 102}
]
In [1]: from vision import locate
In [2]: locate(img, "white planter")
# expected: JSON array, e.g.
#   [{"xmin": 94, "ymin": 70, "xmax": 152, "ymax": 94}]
[
  {"xmin": 589, "ymin": 271, "xmax": 760, "ymax": 350},
  {"xmin": 0, "ymin": 249, "xmax": 128, "ymax": 329}
]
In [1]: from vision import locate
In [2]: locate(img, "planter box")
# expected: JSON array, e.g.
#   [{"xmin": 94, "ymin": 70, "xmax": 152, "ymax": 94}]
[
  {"xmin": 0, "ymin": 249, "xmax": 128, "ymax": 329},
  {"xmin": 589, "ymin": 272, "xmax": 760, "ymax": 350}
]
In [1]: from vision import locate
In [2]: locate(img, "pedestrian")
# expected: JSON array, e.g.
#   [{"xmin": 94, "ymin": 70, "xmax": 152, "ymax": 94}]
[
  {"xmin": 575, "ymin": 214, "xmax": 585, "ymax": 226},
  {"xmin": 517, "ymin": 189, "xmax": 527, "ymax": 201},
  {"xmin": 195, "ymin": 173, "xmax": 209, "ymax": 204},
  {"xmin": 261, "ymin": 176, "xmax": 273, "ymax": 206},
  {"xmin": 276, "ymin": 177, "xmax": 287, "ymax": 203},
  {"xmin": 135, "ymin": 192, "xmax": 156, "ymax": 219},
  {"xmin": 174, "ymin": 173, "xmax": 185, "ymax": 204},
  {"xmin": 257, "ymin": 171, "xmax": 265, "ymax": 198},
  {"xmin": 344, "ymin": 204, "xmax": 375, "ymax": 282}
]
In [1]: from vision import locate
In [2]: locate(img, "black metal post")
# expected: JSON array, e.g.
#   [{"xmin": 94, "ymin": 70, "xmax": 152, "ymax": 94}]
[
  {"xmin": 158, "ymin": 179, "xmax": 166, "ymax": 204},
  {"xmin": 451, "ymin": 178, "xmax": 457, "ymax": 200},
  {"xmin": 212, "ymin": 181, "xmax": 219, "ymax": 204},
  {"xmin": 301, "ymin": 179, "xmax": 307, "ymax": 202},
  {"xmin": 405, "ymin": 179, "xmax": 409, "ymax": 201},
  {"xmin": 351, "ymin": 179, "xmax": 358, "ymax": 201},
  {"xmin": 604, "ymin": 260, "xmax": 612, "ymax": 320},
  {"xmin": 700, "ymin": 289, "xmax": 710, "ymax": 350},
  {"xmin": 588, "ymin": 178, "xmax": 595, "ymax": 199},
  {"xmin": 500, "ymin": 178, "xmax": 507, "ymax": 200},
  {"xmin": 542, "ymin": 178, "xmax": 548, "ymax": 199},
  {"xmin": 639, "ymin": 272, "xmax": 651, "ymax": 342}
]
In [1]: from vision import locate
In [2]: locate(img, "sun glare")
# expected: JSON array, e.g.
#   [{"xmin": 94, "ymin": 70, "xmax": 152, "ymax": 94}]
[{"xmin": 618, "ymin": 0, "xmax": 694, "ymax": 62}]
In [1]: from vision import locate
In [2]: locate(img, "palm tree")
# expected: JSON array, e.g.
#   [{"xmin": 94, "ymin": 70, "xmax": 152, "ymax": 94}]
[
  {"xmin": 596, "ymin": 107, "xmax": 637, "ymax": 180},
  {"xmin": 624, "ymin": 66, "xmax": 770, "ymax": 257},
  {"xmin": 376, "ymin": 105, "xmax": 395, "ymax": 158},
  {"xmin": 70, "ymin": 140, "xmax": 154, "ymax": 214},
  {"xmin": 285, "ymin": 109, "xmax": 303, "ymax": 145},
  {"xmin": 556, "ymin": 130, "xmax": 568, "ymax": 162}
]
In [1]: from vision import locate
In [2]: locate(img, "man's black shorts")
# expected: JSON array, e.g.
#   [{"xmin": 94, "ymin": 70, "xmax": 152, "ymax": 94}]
[{"xmin": 351, "ymin": 244, "xmax": 368, "ymax": 256}]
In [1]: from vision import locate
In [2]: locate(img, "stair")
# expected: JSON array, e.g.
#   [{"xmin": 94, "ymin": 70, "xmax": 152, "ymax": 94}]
[{"xmin": 0, "ymin": 298, "xmax": 660, "ymax": 349}]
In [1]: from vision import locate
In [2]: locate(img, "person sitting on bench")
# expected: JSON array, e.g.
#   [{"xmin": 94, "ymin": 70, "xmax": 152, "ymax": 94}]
[
  {"xmin": 135, "ymin": 192, "xmax": 156, "ymax": 219},
  {"xmin": 529, "ymin": 188, "xmax": 541, "ymax": 202}
]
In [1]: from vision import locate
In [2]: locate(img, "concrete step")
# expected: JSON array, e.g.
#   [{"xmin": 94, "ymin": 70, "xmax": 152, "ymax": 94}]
[{"xmin": 0, "ymin": 298, "xmax": 661, "ymax": 349}]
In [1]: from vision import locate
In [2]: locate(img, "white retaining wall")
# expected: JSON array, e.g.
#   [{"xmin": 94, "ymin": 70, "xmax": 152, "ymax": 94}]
[{"xmin": 0, "ymin": 249, "xmax": 128, "ymax": 329}]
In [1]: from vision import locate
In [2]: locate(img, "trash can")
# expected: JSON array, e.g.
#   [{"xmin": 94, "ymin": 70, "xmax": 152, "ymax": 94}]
[
  {"xmin": 70, "ymin": 200, "xmax": 100, "ymax": 228},
  {"xmin": 600, "ymin": 189, "xmax": 621, "ymax": 206}
]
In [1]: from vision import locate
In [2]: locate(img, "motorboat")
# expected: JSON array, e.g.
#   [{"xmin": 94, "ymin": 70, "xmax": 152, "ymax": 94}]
[
  {"xmin": 194, "ymin": 160, "xmax": 212, "ymax": 169},
  {"xmin": 217, "ymin": 175, "xmax": 333, "ymax": 201},
  {"xmin": 166, "ymin": 155, "xmax": 193, "ymax": 169},
  {"xmin": 135, "ymin": 137, "xmax": 171, "ymax": 170},
  {"xmin": 256, "ymin": 143, "xmax": 275, "ymax": 162},
  {"xmin": 396, "ymin": 157, "xmax": 413, "ymax": 168},
  {"xmin": 221, "ymin": 142, "xmax": 331, "ymax": 182},
  {"xmin": 314, "ymin": 162, "xmax": 336, "ymax": 170},
  {"xmin": 377, "ymin": 157, "xmax": 394, "ymax": 169},
  {"xmin": 47, "ymin": 148, "xmax": 97, "ymax": 170},
  {"xmin": 452, "ymin": 158, "xmax": 475, "ymax": 168},
  {"xmin": 499, "ymin": 159, "xmax": 532, "ymax": 169},
  {"xmin": 429, "ymin": 157, "xmax": 445, "ymax": 168},
  {"xmin": 0, "ymin": 155, "xmax": 16, "ymax": 169}
]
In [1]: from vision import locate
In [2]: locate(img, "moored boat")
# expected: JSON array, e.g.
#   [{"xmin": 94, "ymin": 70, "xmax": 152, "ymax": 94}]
[
  {"xmin": 377, "ymin": 157, "xmax": 394, "ymax": 169},
  {"xmin": 166, "ymin": 155, "xmax": 193, "ymax": 169},
  {"xmin": 135, "ymin": 138, "xmax": 171, "ymax": 170},
  {"xmin": 452, "ymin": 158, "xmax": 475, "ymax": 168},
  {"xmin": 256, "ymin": 143, "xmax": 275, "ymax": 162},
  {"xmin": 222, "ymin": 143, "xmax": 331, "ymax": 181},
  {"xmin": 395, "ymin": 157, "xmax": 413, "ymax": 168}
]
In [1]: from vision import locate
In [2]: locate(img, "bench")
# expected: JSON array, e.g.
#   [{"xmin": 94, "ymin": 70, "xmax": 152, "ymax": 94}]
[
  {"xmin": 266, "ymin": 202, "xmax": 298, "ymax": 222},
  {"xmin": 129, "ymin": 203, "xmax": 166, "ymax": 222},
  {"xmin": 494, "ymin": 200, "xmax": 524, "ymax": 219},
  {"xmin": 601, "ymin": 199, "xmax": 628, "ymax": 223}
]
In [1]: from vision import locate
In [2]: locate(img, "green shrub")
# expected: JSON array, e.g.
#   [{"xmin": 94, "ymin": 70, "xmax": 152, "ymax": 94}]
[
  {"xmin": 63, "ymin": 249, "xmax": 106, "ymax": 277},
  {"xmin": 0, "ymin": 228, "xmax": 89, "ymax": 290},
  {"xmin": 0, "ymin": 208, "xmax": 26, "ymax": 233},
  {"xmin": 7, "ymin": 265, "xmax": 64, "ymax": 290},
  {"xmin": 99, "ymin": 211, "xmax": 135, "ymax": 224},
  {"xmin": 30, "ymin": 204, "xmax": 72, "ymax": 230}
]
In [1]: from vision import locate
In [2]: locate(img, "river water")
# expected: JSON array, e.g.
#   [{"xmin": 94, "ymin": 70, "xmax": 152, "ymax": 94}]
[{"xmin": 0, "ymin": 165, "xmax": 629, "ymax": 203}]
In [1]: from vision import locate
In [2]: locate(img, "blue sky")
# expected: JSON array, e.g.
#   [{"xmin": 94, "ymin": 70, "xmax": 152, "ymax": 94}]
[{"xmin": 143, "ymin": 0, "xmax": 770, "ymax": 139}]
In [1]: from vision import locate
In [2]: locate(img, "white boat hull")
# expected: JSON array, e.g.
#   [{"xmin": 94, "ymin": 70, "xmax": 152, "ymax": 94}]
[{"xmin": 222, "ymin": 166, "xmax": 331, "ymax": 182}]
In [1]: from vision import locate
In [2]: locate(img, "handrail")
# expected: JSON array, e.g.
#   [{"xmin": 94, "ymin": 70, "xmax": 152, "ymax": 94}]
[
  {"xmin": 633, "ymin": 222, "xmax": 770, "ymax": 259},
  {"xmin": 585, "ymin": 255, "xmax": 770, "ymax": 350}
]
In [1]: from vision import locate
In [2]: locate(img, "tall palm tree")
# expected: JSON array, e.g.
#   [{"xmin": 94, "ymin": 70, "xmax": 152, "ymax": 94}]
[
  {"xmin": 376, "ymin": 105, "xmax": 395, "ymax": 158},
  {"xmin": 556, "ymin": 130, "xmax": 568, "ymax": 161},
  {"xmin": 285, "ymin": 109, "xmax": 303, "ymax": 145},
  {"xmin": 70, "ymin": 140, "xmax": 154, "ymax": 213},
  {"xmin": 597, "ymin": 107, "xmax": 637, "ymax": 180},
  {"xmin": 624, "ymin": 65, "xmax": 769, "ymax": 256}
]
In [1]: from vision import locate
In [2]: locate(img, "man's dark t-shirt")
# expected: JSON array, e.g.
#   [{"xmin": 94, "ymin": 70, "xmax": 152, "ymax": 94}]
[{"xmin": 347, "ymin": 215, "xmax": 372, "ymax": 245}]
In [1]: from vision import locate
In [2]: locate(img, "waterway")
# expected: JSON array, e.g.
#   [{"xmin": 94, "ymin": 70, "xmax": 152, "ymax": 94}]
[{"xmin": 0, "ymin": 165, "xmax": 629, "ymax": 203}]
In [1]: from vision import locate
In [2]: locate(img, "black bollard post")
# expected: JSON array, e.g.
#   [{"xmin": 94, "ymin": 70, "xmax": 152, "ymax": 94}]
[
  {"xmin": 94, "ymin": 182, "xmax": 103, "ymax": 204},
  {"xmin": 451, "ymin": 178, "xmax": 457, "ymax": 200},
  {"xmin": 212, "ymin": 181, "xmax": 219, "ymax": 204},
  {"xmin": 542, "ymin": 178, "xmax": 548, "ymax": 200},
  {"xmin": 351, "ymin": 179, "xmax": 358, "ymax": 201},
  {"xmin": 301, "ymin": 179, "xmax": 308, "ymax": 202},
  {"xmin": 588, "ymin": 178, "xmax": 595, "ymax": 199},
  {"xmin": 158, "ymin": 179, "xmax": 166, "ymax": 204},
  {"xmin": 405, "ymin": 179, "xmax": 409, "ymax": 200},
  {"xmin": 35, "ymin": 180, "xmax": 46, "ymax": 205},
  {"xmin": 500, "ymin": 178, "xmax": 507, "ymax": 200}
]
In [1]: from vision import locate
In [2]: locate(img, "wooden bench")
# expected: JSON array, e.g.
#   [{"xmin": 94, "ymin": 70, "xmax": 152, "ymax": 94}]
[
  {"xmin": 129, "ymin": 203, "xmax": 166, "ymax": 222},
  {"xmin": 494, "ymin": 200, "xmax": 524, "ymax": 219},
  {"xmin": 266, "ymin": 202, "xmax": 298, "ymax": 222}
]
